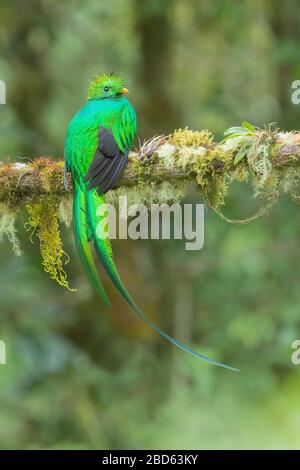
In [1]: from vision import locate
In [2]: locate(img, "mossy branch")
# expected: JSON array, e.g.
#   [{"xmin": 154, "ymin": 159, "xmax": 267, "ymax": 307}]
[
  {"xmin": 0, "ymin": 128, "xmax": 300, "ymax": 209},
  {"xmin": 1, "ymin": 125, "xmax": 300, "ymax": 289}
]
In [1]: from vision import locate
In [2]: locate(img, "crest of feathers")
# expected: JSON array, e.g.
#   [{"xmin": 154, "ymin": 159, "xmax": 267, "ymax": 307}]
[{"xmin": 87, "ymin": 73, "xmax": 126, "ymax": 99}]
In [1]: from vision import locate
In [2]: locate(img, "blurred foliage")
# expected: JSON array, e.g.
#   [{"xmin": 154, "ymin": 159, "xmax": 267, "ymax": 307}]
[{"xmin": 0, "ymin": 0, "xmax": 300, "ymax": 450}]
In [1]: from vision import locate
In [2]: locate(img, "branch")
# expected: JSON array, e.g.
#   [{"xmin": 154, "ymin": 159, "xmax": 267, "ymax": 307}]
[
  {"xmin": 0, "ymin": 128, "xmax": 300, "ymax": 209},
  {"xmin": 1, "ymin": 126, "xmax": 300, "ymax": 289}
]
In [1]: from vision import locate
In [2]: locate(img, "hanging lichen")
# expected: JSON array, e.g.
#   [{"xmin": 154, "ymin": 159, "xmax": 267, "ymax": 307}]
[
  {"xmin": 58, "ymin": 195, "xmax": 73, "ymax": 228},
  {"xmin": 209, "ymin": 124, "xmax": 279, "ymax": 223},
  {"xmin": 0, "ymin": 204, "xmax": 22, "ymax": 256},
  {"xmin": 25, "ymin": 195, "xmax": 75, "ymax": 291}
]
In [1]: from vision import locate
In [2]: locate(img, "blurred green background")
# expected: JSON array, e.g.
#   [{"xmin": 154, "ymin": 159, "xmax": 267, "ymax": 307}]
[{"xmin": 0, "ymin": 0, "xmax": 300, "ymax": 450}]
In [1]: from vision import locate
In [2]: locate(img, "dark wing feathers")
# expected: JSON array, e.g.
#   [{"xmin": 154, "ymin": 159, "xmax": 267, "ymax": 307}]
[
  {"xmin": 84, "ymin": 127, "xmax": 129, "ymax": 194},
  {"xmin": 98, "ymin": 127, "xmax": 121, "ymax": 158},
  {"xmin": 86, "ymin": 153, "xmax": 111, "ymax": 180},
  {"xmin": 100, "ymin": 153, "xmax": 128, "ymax": 194}
]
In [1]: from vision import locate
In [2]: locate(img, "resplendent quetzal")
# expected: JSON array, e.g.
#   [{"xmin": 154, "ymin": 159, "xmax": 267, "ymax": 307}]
[{"xmin": 65, "ymin": 73, "xmax": 238, "ymax": 371}]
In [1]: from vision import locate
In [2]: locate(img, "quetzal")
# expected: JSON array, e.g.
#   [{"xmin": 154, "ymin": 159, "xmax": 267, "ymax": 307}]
[{"xmin": 65, "ymin": 73, "xmax": 237, "ymax": 371}]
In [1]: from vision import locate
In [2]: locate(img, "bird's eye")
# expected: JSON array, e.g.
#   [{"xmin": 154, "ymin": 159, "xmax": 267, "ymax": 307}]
[{"xmin": 104, "ymin": 86, "xmax": 110, "ymax": 92}]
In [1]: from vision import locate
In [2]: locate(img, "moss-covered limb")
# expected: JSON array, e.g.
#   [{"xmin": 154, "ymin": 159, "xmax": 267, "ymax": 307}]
[
  {"xmin": 0, "ymin": 158, "xmax": 67, "ymax": 208},
  {"xmin": 0, "ymin": 129, "xmax": 300, "ymax": 209},
  {"xmin": 0, "ymin": 126, "xmax": 300, "ymax": 290}
]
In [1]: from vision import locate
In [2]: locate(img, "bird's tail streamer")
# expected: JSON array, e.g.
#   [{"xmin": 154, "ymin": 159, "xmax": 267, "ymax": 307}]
[
  {"xmin": 73, "ymin": 182, "xmax": 111, "ymax": 307},
  {"xmin": 82, "ymin": 187, "xmax": 239, "ymax": 372}
]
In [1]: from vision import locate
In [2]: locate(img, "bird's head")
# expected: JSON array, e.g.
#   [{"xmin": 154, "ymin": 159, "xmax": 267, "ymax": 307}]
[{"xmin": 87, "ymin": 73, "xmax": 129, "ymax": 100}]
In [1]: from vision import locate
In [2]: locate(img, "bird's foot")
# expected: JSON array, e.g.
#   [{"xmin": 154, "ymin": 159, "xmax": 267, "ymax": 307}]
[{"xmin": 138, "ymin": 135, "xmax": 167, "ymax": 164}]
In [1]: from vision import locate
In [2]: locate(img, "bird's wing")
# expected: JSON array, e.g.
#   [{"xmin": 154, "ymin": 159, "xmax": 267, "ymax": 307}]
[
  {"xmin": 84, "ymin": 103, "xmax": 136, "ymax": 194},
  {"xmin": 113, "ymin": 103, "xmax": 137, "ymax": 152},
  {"xmin": 84, "ymin": 127, "xmax": 128, "ymax": 194}
]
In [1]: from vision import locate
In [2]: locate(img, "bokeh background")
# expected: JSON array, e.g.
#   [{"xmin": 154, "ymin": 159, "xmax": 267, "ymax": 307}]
[{"xmin": 0, "ymin": 0, "xmax": 300, "ymax": 450}]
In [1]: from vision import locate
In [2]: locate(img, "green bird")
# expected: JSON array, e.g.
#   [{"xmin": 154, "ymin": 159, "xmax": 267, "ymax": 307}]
[{"xmin": 65, "ymin": 73, "xmax": 238, "ymax": 371}]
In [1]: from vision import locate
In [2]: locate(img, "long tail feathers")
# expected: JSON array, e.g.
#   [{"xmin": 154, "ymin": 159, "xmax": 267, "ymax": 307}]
[
  {"xmin": 73, "ymin": 184, "xmax": 111, "ymax": 307},
  {"xmin": 82, "ymin": 188, "xmax": 239, "ymax": 372}
]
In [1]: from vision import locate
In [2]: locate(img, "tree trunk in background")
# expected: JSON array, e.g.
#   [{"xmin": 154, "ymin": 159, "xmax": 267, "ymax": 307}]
[
  {"xmin": 2, "ymin": 0, "xmax": 55, "ymax": 155},
  {"xmin": 133, "ymin": 0, "xmax": 184, "ymax": 395},
  {"xmin": 134, "ymin": 0, "xmax": 181, "ymax": 138},
  {"xmin": 269, "ymin": 0, "xmax": 300, "ymax": 129}
]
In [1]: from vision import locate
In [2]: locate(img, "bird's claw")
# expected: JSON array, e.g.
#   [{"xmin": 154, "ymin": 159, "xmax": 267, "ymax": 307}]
[{"xmin": 138, "ymin": 135, "xmax": 167, "ymax": 164}]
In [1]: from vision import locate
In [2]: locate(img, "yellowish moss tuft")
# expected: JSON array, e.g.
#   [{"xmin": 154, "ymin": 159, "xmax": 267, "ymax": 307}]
[
  {"xmin": 25, "ymin": 195, "xmax": 75, "ymax": 291},
  {"xmin": 232, "ymin": 165, "xmax": 249, "ymax": 182},
  {"xmin": 37, "ymin": 159, "xmax": 65, "ymax": 193},
  {"xmin": 190, "ymin": 146, "xmax": 232, "ymax": 209},
  {"xmin": 169, "ymin": 128, "xmax": 213, "ymax": 147}
]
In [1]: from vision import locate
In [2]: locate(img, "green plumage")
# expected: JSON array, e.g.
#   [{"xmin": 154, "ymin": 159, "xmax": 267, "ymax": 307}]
[
  {"xmin": 65, "ymin": 74, "xmax": 238, "ymax": 371},
  {"xmin": 73, "ymin": 183, "xmax": 111, "ymax": 307},
  {"xmin": 65, "ymin": 95, "xmax": 136, "ymax": 186}
]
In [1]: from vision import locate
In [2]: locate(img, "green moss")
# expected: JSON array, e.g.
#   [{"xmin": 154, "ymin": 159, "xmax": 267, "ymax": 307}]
[
  {"xmin": 25, "ymin": 195, "xmax": 75, "ymax": 291},
  {"xmin": 231, "ymin": 165, "xmax": 249, "ymax": 182},
  {"xmin": 166, "ymin": 126, "xmax": 300, "ymax": 217},
  {"xmin": 176, "ymin": 146, "xmax": 207, "ymax": 170},
  {"xmin": 269, "ymin": 143, "xmax": 281, "ymax": 160},
  {"xmin": 0, "ymin": 163, "xmax": 23, "ymax": 207},
  {"xmin": 169, "ymin": 128, "xmax": 213, "ymax": 147},
  {"xmin": 187, "ymin": 145, "xmax": 233, "ymax": 210},
  {"xmin": 36, "ymin": 159, "xmax": 65, "ymax": 194}
]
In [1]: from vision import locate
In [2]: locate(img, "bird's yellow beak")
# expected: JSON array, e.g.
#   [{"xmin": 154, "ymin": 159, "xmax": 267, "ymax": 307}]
[{"xmin": 121, "ymin": 87, "xmax": 129, "ymax": 94}]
